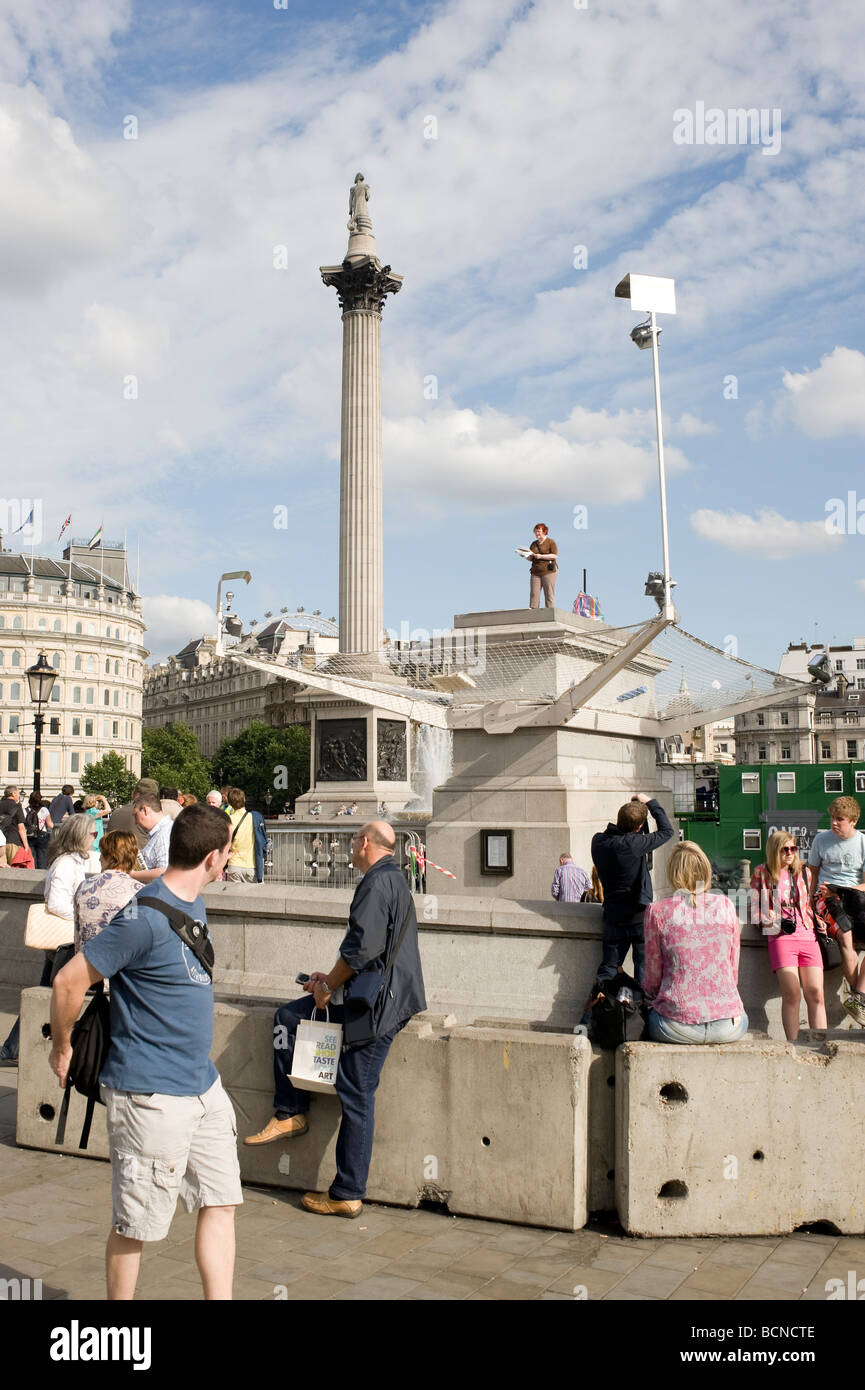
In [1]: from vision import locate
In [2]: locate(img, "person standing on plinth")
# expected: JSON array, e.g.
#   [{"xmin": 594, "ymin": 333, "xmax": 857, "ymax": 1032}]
[{"xmin": 527, "ymin": 523, "xmax": 558, "ymax": 608}]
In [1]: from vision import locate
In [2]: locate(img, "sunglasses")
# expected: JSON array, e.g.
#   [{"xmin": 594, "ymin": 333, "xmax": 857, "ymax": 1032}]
[{"xmin": 781, "ymin": 846, "xmax": 796, "ymax": 853}]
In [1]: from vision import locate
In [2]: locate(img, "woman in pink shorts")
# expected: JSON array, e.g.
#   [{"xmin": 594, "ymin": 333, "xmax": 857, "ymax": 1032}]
[{"xmin": 751, "ymin": 830, "xmax": 826, "ymax": 1042}]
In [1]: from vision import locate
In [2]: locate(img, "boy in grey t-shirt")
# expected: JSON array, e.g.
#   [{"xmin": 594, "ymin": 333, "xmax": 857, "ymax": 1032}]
[{"xmin": 809, "ymin": 796, "xmax": 865, "ymax": 1025}]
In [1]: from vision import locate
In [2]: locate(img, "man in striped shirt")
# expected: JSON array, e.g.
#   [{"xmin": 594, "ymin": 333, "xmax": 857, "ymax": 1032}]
[{"xmin": 551, "ymin": 853, "xmax": 590, "ymax": 902}]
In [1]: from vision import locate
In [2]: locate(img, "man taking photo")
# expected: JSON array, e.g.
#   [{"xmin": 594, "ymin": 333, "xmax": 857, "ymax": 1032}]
[{"xmin": 49, "ymin": 803, "xmax": 242, "ymax": 1300}]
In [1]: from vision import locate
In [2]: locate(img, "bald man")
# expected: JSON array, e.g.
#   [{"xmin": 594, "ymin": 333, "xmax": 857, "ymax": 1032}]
[{"xmin": 245, "ymin": 821, "xmax": 426, "ymax": 1217}]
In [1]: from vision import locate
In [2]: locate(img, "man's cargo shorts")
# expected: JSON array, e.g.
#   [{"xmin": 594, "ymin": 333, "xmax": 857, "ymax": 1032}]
[{"xmin": 102, "ymin": 1076, "xmax": 243, "ymax": 1241}]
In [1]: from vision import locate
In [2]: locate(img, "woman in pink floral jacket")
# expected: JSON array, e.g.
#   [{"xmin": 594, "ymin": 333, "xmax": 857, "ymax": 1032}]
[{"xmin": 643, "ymin": 841, "xmax": 748, "ymax": 1044}]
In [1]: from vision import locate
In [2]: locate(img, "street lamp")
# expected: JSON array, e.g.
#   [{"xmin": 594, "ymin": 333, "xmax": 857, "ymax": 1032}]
[
  {"xmin": 26, "ymin": 650, "xmax": 57, "ymax": 799},
  {"xmin": 614, "ymin": 272, "xmax": 678, "ymax": 621},
  {"xmin": 215, "ymin": 571, "xmax": 251, "ymax": 656}
]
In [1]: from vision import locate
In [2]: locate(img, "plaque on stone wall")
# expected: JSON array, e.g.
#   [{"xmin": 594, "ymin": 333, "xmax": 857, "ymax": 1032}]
[
  {"xmin": 317, "ymin": 718, "xmax": 367, "ymax": 782},
  {"xmin": 377, "ymin": 719, "xmax": 407, "ymax": 781}
]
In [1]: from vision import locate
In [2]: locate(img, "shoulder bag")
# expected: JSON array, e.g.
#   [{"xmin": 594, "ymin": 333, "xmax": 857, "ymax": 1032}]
[{"xmin": 342, "ymin": 896, "xmax": 415, "ymax": 1048}]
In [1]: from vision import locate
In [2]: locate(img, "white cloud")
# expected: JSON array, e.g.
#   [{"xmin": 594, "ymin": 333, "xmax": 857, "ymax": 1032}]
[
  {"xmin": 141, "ymin": 595, "xmax": 216, "ymax": 662},
  {"xmin": 776, "ymin": 347, "xmax": 865, "ymax": 438},
  {"xmin": 690, "ymin": 508, "xmax": 843, "ymax": 560},
  {"xmin": 383, "ymin": 398, "xmax": 692, "ymax": 508}
]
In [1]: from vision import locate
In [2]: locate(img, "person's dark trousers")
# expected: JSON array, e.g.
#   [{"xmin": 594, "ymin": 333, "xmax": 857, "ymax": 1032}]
[
  {"xmin": 824, "ymin": 887, "xmax": 865, "ymax": 944},
  {"xmin": 595, "ymin": 935, "xmax": 646, "ymax": 990},
  {"xmin": 29, "ymin": 835, "xmax": 49, "ymax": 870},
  {"xmin": 272, "ymin": 995, "xmax": 401, "ymax": 1202}
]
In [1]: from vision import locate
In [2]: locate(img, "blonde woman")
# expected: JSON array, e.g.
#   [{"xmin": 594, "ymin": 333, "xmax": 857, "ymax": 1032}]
[
  {"xmin": 642, "ymin": 840, "xmax": 747, "ymax": 1044},
  {"xmin": 750, "ymin": 830, "xmax": 826, "ymax": 1042},
  {"xmin": 82, "ymin": 794, "xmax": 110, "ymax": 850}
]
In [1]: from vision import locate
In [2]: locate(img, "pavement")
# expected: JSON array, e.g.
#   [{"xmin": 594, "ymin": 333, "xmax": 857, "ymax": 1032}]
[{"xmin": 2, "ymin": 990, "xmax": 864, "ymax": 1303}]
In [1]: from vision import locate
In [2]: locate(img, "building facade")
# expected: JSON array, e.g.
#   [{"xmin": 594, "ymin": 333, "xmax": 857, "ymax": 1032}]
[
  {"xmin": 143, "ymin": 614, "xmax": 338, "ymax": 758},
  {"xmin": 734, "ymin": 639, "xmax": 865, "ymax": 765},
  {"xmin": 0, "ymin": 539, "xmax": 147, "ymax": 795}
]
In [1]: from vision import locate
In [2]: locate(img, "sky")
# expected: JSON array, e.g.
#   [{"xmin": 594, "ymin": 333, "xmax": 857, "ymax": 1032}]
[{"xmin": 2, "ymin": 0, "xmax": 865, "ymax": 665}]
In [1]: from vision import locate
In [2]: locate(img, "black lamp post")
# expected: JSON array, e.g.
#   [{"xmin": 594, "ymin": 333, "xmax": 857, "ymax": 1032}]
[{"xmin": 26, "ymin": 651, "xmax": 57, "ymax": 799}]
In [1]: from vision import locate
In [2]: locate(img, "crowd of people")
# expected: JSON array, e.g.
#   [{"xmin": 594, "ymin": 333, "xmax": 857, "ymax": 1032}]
[{"xmin": 558, "ymin": 793, "xmax": 865, "ymax": 1045}]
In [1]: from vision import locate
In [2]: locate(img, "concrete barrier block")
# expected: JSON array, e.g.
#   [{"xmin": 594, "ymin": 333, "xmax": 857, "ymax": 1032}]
[
  {"xmin": 16, "ymin": 988, "xmax": 110, "ymax": 1159},
  {"xmin": 615, "ymin": 1039, "xmax": 865, "ymax": 1236}
]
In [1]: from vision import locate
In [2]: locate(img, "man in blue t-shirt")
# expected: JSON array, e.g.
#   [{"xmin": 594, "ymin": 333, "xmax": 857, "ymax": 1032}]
[
  {"xmin": 49, "ymin": 803, "xmax": 241, "ymax": 1300},
  {"xmin": 809, "ymin": 795, "xmax": 865, "ymax": 1026}
]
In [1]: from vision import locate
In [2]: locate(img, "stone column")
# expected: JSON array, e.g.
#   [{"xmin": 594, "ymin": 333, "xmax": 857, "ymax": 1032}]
[{"xmin": 321, "ymin": 178, "xmax": 402, "ymax": 658}]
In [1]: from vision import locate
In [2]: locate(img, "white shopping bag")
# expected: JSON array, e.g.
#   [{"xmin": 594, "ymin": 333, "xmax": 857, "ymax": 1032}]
[{"xmin": 288, "ymin": 1007, "xmax": 343, "ymax": 1094}]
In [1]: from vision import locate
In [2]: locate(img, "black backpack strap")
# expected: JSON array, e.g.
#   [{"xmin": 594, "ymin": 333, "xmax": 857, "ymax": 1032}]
[
  {"xmin": 55, "ymin": 1082, "xmax": 72, "ymax": 1146},
  {"xmin": 383, "ymin": 894, "xmax": 415, "ymax": 974},
  {"xmin": 79, "ymin": 1096, "xmax": 96, "ymax": 1150},
  {"xmin": 230, "ymin": 810, "xmax": 250, "ymax": 844},
  {"xmin": 136, "ymin": 896, "xmax": 214, "ymax": 978}
]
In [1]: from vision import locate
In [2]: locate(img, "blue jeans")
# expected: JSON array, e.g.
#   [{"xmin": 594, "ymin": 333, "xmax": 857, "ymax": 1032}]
[
  {"xmin": 272, "ymin": 996, "xmax": 401, "ymax": 1202},
  {"xmin": 648, "ymin": 1008, "xmax": 748, "ymax": 1044}
]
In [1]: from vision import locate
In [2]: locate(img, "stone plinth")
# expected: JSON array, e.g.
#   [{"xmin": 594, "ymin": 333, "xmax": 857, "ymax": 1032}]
[{"xmin": 294, "ymin": 696, "xmax": 415, "ymax": 815}]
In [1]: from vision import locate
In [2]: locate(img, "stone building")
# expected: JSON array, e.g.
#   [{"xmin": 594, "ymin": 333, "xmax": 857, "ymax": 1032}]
[
  {"xmin": 0, "ymin": 537, "xmax": 147, "ymax": 793},
  {"xmin": 734, "ymin": 638, "xmax": 865, "ymax": 765},
  {"xmin": 143, "ymin": 613, "xmax": 338, "ymax": 758}
]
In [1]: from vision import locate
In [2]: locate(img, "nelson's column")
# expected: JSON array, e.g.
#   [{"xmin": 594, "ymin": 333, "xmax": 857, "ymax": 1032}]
[{"xmin": 320, "ymin": 173, "xmax": 403, "ymax": 662}]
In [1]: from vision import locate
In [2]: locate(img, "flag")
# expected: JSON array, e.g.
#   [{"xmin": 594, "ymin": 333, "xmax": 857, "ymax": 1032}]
[
  {"xmin": 88, "ymin": 523, "xmax": 103, "ymax": 550},
  {"xmin": 11, "ymin": 508, "xmax": 34, "ymax": 535},
  {"xmin": 58, "ymin": 513, "xmax": 71, "ymax": 543}
]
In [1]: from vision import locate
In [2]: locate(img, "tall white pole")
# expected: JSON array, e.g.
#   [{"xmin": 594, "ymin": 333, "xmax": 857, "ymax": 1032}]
[{"xmin": 649, "ymin": 311, "xmax": 674, "ymax": 620}]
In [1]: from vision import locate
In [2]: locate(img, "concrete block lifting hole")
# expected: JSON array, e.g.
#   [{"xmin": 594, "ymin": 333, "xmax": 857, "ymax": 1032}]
[{"xmin": 615, "ymin": 1041, "xmax": 865, "ymax": 1236}]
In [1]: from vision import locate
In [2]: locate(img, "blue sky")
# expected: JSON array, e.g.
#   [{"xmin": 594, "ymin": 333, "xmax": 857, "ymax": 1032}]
[{"xmin": 2, "ymin": 0, "xmax": 864, "ymax": 663}]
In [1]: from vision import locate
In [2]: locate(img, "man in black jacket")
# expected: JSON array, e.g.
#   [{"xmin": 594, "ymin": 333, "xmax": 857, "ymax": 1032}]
[
  {"xmin": 589, "ymin": 793, "xmax": 674, "ymax": 994},
  {"xmin": 244, "ymin": 821, "xmax": 426, "ymax": 1217}
]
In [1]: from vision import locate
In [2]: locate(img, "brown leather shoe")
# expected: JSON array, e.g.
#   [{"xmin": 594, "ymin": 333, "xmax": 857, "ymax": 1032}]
[
  {"xmin": 244, "ymin": 1115, "xmax": 308, "ymax": 1145},
  {"xmin": 301, "ymin": 1191, "xmax": 362, "ymax": 1218}
]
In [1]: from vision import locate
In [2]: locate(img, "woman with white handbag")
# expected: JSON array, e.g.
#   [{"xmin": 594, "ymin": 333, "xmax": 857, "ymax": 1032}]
[{"xmin": 0, "ymin": 814, "xmax": 98, "ymax": 1065}]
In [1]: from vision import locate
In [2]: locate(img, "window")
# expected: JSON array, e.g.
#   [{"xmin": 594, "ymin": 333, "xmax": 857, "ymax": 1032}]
[
  {"xmin": 12, "ymin": 617, "xmax": 22, "ymax": 630},
  {"xmin": 38, "ymin": 617, "xmax": 47, "ymax": 629},
  {"xmin": 104, "ymin": 690, "xmax": 110, "ymax": 706},
  {"xmin": 0, "ymin": 617, "xmax": 4, "ymax": 628},
  {"xmin": 741, "ymin": 772, "xmax": 759, "ymax": 793},
  {"xmin": 105, "ymin": 658, "xmax": 111, "ymax": 674},
  {"xmin": 71, "ymin": 753, "xmax": 80, "ymax": 773},
  {"xmin": 105, "ymin": 626, "xmax": 111, "ymax": 638},
  {"xmin": 756, "ymin": 712, "xmax": 765, "ymax": 726},
  {"xmin": 74, "ymin": 655, "xmax": 82, "ymax": 671},
  {"xmin": 780, "ymin": 711, "xmax": 789, "ymax": 726},
  {"xmin": 743, "ymin": 830, "xmax": 762, "ymax": 851},
  {"xmin": 75, "ymin": 622, "xmax": 82, "ymax": 635},
  {"xmin": 115, "ymin": 628, "xmax": 120, "ymax": 639},
  {"xmin": 847, "ymin": 741, "xmax": 858, "ymax": 759},
  {"xmin": 11, "ymin": 650, "xmax": 21, "ymax": 666},
  {"xmin": 73, "ymin": 686, "xmax": 81, "ymax": 704},
  {"xmin": 51, "ymin": 652, "xmax": 61, "ymax": 668},
  {"xmin": 86, "ymin": 688, "xmax": 94, "ymax": 704},
  {"xmin": 777, "ymin": 771, "xmax": 796, "ymax": 793},
  {"xmin": 821, "ymin": 741, "xmax": 831, "ymax": 760},
  {"xmin": 50, "ymin": 684, "xmax": 60, "ymax": 702},
  {"xmin": 856, "ymin": 772, "xmax": 865, "ymax": 794},
  {"xmin": 86, "ymin": 656, "xmax": 95, "ymax": 673},
  {"xmin": 717, "ymin": 742, "xmax": 728, "ymax": 753},
  {"xmin": 113, "ymin": 690, "xmax": 119, "ymax": 707},
  {"xmin": 859, "ymin": 680, "xmax": 865, "ymax": 691},
  {"xmin": 84, "ymin": 753, "xmax": 94, "ymax": 766},
  {"xmin": 0, "ymin": 650, "xmax": 3, "ymax": 665},
  {"xmin": 10, "ymin": 682, "xmax": 21, "ymax": 700},
  {"xmin": 818, "ymin": 711, "xmax": 832, "ymax": 725},
  {"xmin": 53, "ymin": 618, "xmax": 61, "ymax": 632},
  {"xmin": 103, "ymin": 719, "xmax": 110, "ymax": 738},
  {"xmin": 47, "ymin": 751, "xmax": 60, "ymax": 775},
  {"xmin": 845, "ymin": 711, "xmax": 859, "ymax": 724},
  {"xmin": 836, "ymin": 659, "xmax": 845, "ymax": 671},
  {"xmin": 114, "ymin": 660, "xmax": 120, "ymax": 675},
  {"xmin": 824, "ymin": 771, "xmax": 844, "ymax": 793},
  {"xmin": 88, "ymin": 623, "xmax": 96, "ymax": 636},
  {"xmin": 758, "ymin": 744, "xmax": 767, "ymax": 761},
  {"xmin": 49, "ymin": 717, "xmax": 60, "ymax": 735},
  {"xmin": 7, "ymin": 752, "xmax": 18, "ymax": 772},
  {"xmin": 780, "ymin": 745, "xmax": 791, "ymax": 760},
  {"xmin": 72, "ymin": 718, "xmax": 80, "ymax": 736},
  {"xmin": 112, "ymin": 720, "xmax": 119, "ymax": 737},
  {"xmin": 9, "ymin": 715, "xmax": 19, "ymax": 733},
  {"xmin": 85, "ymin": 719, "xmax": 94, "ymax": 737}
]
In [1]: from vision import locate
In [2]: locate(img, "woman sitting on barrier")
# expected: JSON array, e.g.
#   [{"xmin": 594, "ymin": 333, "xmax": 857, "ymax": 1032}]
[
  {"xmin": 73, "ymin": 830, "xmax": 142, "ymax": 953},
  {"xmin": 750, "ymin": 830, "xmax": 826, "ymax": 1043},
  {"xmin": 642, "ymin": 840, "xmax": 748, "ymax": 1045}
]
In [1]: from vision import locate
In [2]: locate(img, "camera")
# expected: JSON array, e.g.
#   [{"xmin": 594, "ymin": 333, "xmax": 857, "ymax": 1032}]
[{"xmin": 779, "ymin": 914, "xmax": 796, "ymax": 935}]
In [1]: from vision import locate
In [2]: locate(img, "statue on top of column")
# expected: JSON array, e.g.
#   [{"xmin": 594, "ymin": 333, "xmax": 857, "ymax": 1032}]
[{"xmin": 347, "ymin": 172, "xmax": 373, "ymax": 234}]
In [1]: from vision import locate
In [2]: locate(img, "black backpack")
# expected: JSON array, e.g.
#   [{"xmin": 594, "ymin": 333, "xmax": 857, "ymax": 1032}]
[
  {"xmin": 55, "ymin": 983, "xmax": 110, "ymax": 1150},
  {"xmin": 586, "ymin": 970, "xmax": 644, "ymax": 1050}
]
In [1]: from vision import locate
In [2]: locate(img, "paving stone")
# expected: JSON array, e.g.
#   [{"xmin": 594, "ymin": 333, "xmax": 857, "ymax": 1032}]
[
  {"xmin": 487, "ymin": 1230, "xmax": 554, "ymax": 1256},
  {"xmin": 744, "ymin": 1261, "xmax": 812, "ymax": 1293},
  {"xmin": 419, "ymin": 1231, "xmax": 487, "ymax": 1257},
  {"xmin": 675, "ymin": 1263, "xmax": 752, "ymax": 1296},
  {"xmin": 447, "ymin": 1247, "xmax": 521, "ymax": 1278},
  {"xmin": 16, "ymin": 1218, "xmax": 98, "ymax": 1245},
  {"xmin": 590, "ymin": 1249, "xmax": 649, "ymax": 1272},
  {"xmin": 612, "ymin": 1264, "xmax": 688, "ymax": 1298},
  {"xmin": 638, "ymin": 1243, "xmax": 715, "ymax": 1271},
  {"xmin": 547, "ymin": 1263, "xmax": 627, "ymax": 1297},
  {"xmin": 735, "ymin": 1282, "xmax": 804, "ymax": 1301},
  {"xmin": 668, "ymin": 1287, "xmax": 730, "ymax": 1301},
  {"xmin": 398, "ymin": 1268, "xmax": 489, "ymax": 1299},
  {"xmin": 467, "ymin": 1275, "xmax": 544, "ymax": 1301},
  {"xmin": 768, "ymin": 1241, "xmax": 835, "ymax": 1269},
  {"xmin": 269, "ymin": 1274, "xmax": 351, "ymax": 1300},
  {"xmin": 356, "ymin": 1229, "xmax": 431, "ymax": 1258},
  {"xmin": 289, "ymin": 1251, "xmax": 395, "ymax": 1284},
  {"xmin": 335, "ymin": 1273, "xmax": 423, "ymax": 1300}
]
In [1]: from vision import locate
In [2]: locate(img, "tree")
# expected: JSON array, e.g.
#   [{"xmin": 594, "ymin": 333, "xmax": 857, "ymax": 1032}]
[
  {"xmin": 80, "ymin": 752, "xmax": 138, "ymax": 806},
  {"xmin": 211, "ymin": 721, "xmax": 310, "ymax": 807},
  {"xmin": 141, "ymin": 723, "xmax": 212, "ymax": 801}
]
